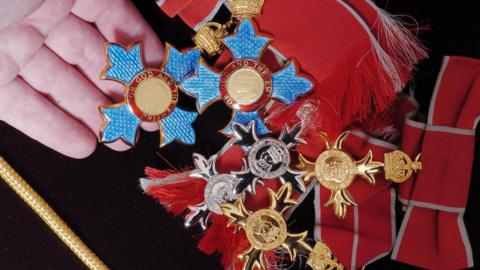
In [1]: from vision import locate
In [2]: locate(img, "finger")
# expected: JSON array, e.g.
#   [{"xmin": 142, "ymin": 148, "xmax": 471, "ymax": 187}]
[
  {"xmin": 19, "ymin": 45, "xmax": 131, "ymax": 152},
  {"xmin": 141, "ymin": 122, "xmax": 160, "ymax": 132},
  {"xmin": 71, "ymin": 0, "xmax": 164, "ymax": 66},
  {"xmin": 0, "ymin": 78, "xmax": 96, "ymax": 159},
  {"xmin": 104, "ymin": 140, "xmax": 132, "ymax": 152},
  {"xmin": 44, "ymin": 13, "xmax": 124, "ymax": 100},
  {"xmin": 0, "ymin": 23, "xmax": 43, "ymax": 73},
  {"xmin": 0, "ymin": 51, "xmax": 18, "ymax": 87},
  {"xmin": 23, "ymin": 0, "xmax": 74, "ymax": 36},
  {"xmin": 0, "ymin": 0, "xmax": 44, "ymax": 30},
  {"xmin": 0, "ymin": 21, "xmax": 132, "ymax": 150},
  {"xmin": 44, "ymin": 14, "xmax": 159, "ymax": 132}
]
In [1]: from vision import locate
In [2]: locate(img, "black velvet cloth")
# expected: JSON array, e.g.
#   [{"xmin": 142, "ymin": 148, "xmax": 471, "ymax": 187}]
[{"xmin": 0, "ymin": 1, "xmax": 479, "ymax": 269}]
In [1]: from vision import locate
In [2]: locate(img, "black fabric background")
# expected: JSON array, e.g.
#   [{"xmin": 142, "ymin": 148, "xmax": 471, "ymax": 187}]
[{"xmin": 0, "ymin": 0, "xmax": 479, "ymax": 269}]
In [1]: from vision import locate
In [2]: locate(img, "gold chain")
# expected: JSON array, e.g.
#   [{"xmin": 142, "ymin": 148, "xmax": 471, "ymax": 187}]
[{"xmin": 0, "ymin": 156, "xmax": 109, "ymax": 270}]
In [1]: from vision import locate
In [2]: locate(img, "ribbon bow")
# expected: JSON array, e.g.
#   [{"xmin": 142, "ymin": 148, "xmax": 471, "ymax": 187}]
[{"xmin": 392, "ymin": 56, "xmax": 480, "ymax": 269}]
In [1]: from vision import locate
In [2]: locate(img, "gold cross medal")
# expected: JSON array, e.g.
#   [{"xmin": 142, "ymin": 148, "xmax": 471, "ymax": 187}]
[
  {"xmin": 298, "ymin": 132, "xmax": 422, "ymax": 218},
  {"xmin": 181, "ymin": 0, "xmax": 313, "ymax": 136},
  {"xmin": 220, "ymin": 183, "xmax": 343, "ymax": 270},
  {"xmin": 98, "ymin": 42, "xmax": 200, "ymax": 147}
]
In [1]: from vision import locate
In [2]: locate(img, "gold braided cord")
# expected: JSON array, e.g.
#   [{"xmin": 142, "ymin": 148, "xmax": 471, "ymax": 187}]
[{"xmin": 0, "ymin": 156, "xmax": 109, "ymax": 270}]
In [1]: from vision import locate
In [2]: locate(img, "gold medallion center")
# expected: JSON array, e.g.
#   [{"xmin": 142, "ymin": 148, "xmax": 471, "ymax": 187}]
[
  {"xmin": 134, "ymin": 78, "xmax": 173, "ymax": 116},
  {"xmin": 226, "ymin": 67, "xmax": 265, "ymax": 105},
  {"xmin": 245, "ymin": 209, "xmax": 287, "ymax": 251},
  {"xmin": 315, "ymin": 149, "xmax": 356, "ymax": 191}
]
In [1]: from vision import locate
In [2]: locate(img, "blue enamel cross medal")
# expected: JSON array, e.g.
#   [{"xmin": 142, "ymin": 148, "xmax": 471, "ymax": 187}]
[
  {"xmin": 181, "ymin": 19, "xmax": 313, "ymax": 136},
  {"xmin": 99, "ymin": 43, "xmax": 200, "ymax": 147}
]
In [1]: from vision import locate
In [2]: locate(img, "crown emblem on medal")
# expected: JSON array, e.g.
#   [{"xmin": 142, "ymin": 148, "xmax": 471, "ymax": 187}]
[
  {"xmin": 307, "ymin": 241, "xmax": 344, "ymax": 270},
  {"xmin": 228, "ymin": 0, "xmax": 264, "ymax": 17},
  {"xmin": 384, "ymin": 151, "xmax": 422, "ymax": 183},
  {"xmin": 264, "ymin": 146, "xmax": 284, "ymax": 163},
  {"xmin": 194, "ymin": 22, "xmax": 228, "ymax": 56}
]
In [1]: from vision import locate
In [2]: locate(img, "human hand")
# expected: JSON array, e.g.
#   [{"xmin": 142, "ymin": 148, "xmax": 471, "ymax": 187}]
[{"xmin": 0, "ymin": 0, "xmax": 164, "ymax": 158}]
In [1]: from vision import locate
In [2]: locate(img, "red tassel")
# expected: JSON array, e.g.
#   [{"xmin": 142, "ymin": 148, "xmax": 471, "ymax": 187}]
[
  {"xmin": 198, "ymin": 215, "xmax": 250, "ymax": 269},
  {"xmin": 263, "ymin": 250, "xmax": 285, "ymax": 270},
  {"xmin": 374, "ymin": 15, "xmax": 427, "ymax": 85},
  {"xmin": 145, "ymin": 167, "xmax": 175, "ymax": 179},
  {"xmin": 267, "ymin": 44, "xmax": 399, "ymax": 137},
  {"xmin": 345, "ymin": 0, "xmax": 427, "ymax": 86},
  {"xmin": 353, "ymin": 96, "xmax": 420, "ymax": 143},
  {"xmin": 265, "ymin": 2, "xmax": 427, "ymax": 137},
  {"xmin": 143, "ymin": 168, "xmax": 205, "ymax": 216}
]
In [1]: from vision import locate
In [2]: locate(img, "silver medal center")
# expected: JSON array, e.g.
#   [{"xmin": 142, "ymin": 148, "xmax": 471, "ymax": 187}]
[
  {"xmin": 248, "ymin": 138, "xmax": 290, "ymax": 179},
  {"xmin": 204, "ymin": 174, "xmax": 240, "ymax": 214}
]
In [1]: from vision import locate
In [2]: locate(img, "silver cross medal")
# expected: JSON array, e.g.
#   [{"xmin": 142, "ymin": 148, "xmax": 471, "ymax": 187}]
[
  {"xmin": 230, "ymin": 121, "xmax": 307, "ymax": 195},
  {"xmin": 185, "ymin": 153, "xmax": 243, "ymax": 230}
]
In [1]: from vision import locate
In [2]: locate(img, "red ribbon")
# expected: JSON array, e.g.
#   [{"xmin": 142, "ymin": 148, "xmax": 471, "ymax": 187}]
[
  {"xmin": 157, "ymin": 0, "xmax": 192, "ymax": 18},
  {"xmin": 392, "ymin": 56, "xmax": 480, "ymax": 269}
]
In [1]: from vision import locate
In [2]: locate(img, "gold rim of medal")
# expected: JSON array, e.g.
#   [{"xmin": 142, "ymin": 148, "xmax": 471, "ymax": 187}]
[{"xmin": 192, "ymin": 1, "xmax": 422, "ymax": 270}]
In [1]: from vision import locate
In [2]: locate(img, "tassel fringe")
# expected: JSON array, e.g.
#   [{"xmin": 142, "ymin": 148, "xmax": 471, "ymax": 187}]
[{"xmin": 142, "ymin": 167, "xmax": 205, "ymax": 216}]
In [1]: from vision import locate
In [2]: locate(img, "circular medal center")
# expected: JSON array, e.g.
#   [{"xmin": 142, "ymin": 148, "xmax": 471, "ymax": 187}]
[
  {"xmin": 315, "ymin": 149, "xmax": 356, "ymax": 191},
  {"xmin": 204, "ymin": 174, "xmax": 240, "ymax": 214},
  {"xmin": 245, "ymin": 209, "xmax": 287, "ymax": 251},
  {"xmin": 134, "ymin": 78, "xmax": 173, "ymax": 116},
  {"xmin": 226, "ymin": 67, "xmax": 265, "ymax": 106},
  {"xmin": 248, "ymin": 139, "xmax": 290, "ymax": 179}
]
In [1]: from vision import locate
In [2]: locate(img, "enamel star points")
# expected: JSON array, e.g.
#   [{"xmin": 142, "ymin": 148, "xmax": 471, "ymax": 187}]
[
  {"xmin": 99, "ymin": 42, "xmax": 200, "ymax": 147},
  {"xmin": 181, "ymin": 19, "xmax": 313, "ymax": 136}
]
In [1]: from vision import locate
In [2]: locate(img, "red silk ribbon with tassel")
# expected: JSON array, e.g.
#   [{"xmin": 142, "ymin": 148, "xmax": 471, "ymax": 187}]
[
  {"xmin": 157, "ymin": 0, "xmax": 426, "ymax": 136},
  {"xmin": 257, "ymin": 0, "xmax": 426, "ymax": 136}
]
